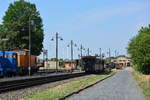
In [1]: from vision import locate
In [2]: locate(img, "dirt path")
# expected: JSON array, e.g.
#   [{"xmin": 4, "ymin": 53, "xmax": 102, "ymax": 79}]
[{"xmin": 66, "ymin": 68, "xmax": 145, "ymax": 100}]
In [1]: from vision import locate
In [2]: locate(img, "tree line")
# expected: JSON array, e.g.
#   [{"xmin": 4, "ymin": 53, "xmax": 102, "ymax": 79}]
[{"xmin": 128, "ymin": 25, "xmax": 150, "ymax": 74}]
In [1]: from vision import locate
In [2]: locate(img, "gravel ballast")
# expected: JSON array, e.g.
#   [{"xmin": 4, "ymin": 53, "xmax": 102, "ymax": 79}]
[{"xmin": 0, "ymin": 74, "xmax": 92, "ymax": 100}]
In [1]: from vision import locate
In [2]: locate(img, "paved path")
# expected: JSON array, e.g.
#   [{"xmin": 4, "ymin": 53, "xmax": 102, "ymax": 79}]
[{"xmin": 66, "ymin": 68, "xmax": 145, "ymax": 100}]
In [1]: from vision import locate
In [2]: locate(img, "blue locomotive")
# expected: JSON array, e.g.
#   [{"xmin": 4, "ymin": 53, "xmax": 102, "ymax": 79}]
[
  {"xmin": 0, "ymin": 49, "xmax": 38, "ymax": 76},
  {"xmin": 0, "ymin": 51, "xmax": 18, "ymax": 76}
]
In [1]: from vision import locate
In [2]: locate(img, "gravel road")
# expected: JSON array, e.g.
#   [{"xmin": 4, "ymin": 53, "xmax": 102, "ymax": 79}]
[{"xmin": 66, "ymin": 68, "xmax": 145, "ymax": 100}]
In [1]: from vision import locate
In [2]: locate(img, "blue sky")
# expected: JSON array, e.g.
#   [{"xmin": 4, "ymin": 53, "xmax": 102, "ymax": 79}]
[{"xmin": 0, "ymin": 0, "xmax": 150, "ymax": 59}]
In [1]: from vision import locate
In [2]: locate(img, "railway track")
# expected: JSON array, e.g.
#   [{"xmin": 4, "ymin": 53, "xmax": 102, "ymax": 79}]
[{"xmin": 0, "ymin": 72, "xmax": 86, "ymax": 93}]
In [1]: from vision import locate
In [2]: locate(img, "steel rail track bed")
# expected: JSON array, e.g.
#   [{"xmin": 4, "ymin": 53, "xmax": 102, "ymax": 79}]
[{"xmin": 0, "ymin": 72, "xmax": 86, "ymax": 93}]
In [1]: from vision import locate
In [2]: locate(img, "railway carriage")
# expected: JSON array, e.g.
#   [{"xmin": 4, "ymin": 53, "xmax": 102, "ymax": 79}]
[{"xmin": 81, "ymin": 56, "xmax": 104, "ymax": 73}]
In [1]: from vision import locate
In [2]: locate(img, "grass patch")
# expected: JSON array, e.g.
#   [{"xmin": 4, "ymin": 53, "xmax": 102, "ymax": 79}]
[
  {"xmin": 132, "ymin": 71, "xmax": 150, "ymax": 100},
  {"xmin": 23, "ymin": 72, "xmax": 115, "ymax": 100}
]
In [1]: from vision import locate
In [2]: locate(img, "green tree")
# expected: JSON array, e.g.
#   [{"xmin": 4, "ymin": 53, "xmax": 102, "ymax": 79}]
[
  {"xmin": 59, "ymin": 59, "xmax": 65, "ymax": 68},
  {"xmin": 50, "ymin": 58, "xmax": 57, "ymax": 61},
  {"xmin": 128, "ymin": 25, "xmax": 150, "ymax": 74},
  {"xmin": 0, "ymin": 0, "xmax": 44, "ymax": 55},
  {"xmin": 0, "ymin": 24, "xmax": 18, "ymax": 50}
]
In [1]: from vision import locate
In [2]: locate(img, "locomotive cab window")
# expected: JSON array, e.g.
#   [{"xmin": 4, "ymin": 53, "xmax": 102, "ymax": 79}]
[
  {"xmin": 19, "ymin": 50, "xmax": 25, "ymax": 55},
  {"xmin": 5, "ymin": 54, "xmax": 9, "ymax": 58},
  {"xmin": 13, "ymin": 54, "xmax": 17, "ymax": 58},
  {"xmin": 9, "ymin": 55, "xmax": 12, "ymax": 58}
]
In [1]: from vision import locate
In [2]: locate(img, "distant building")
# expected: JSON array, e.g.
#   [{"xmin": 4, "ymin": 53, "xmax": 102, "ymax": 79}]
[
  {"xmin": 40, "ymin": 61, "xmax": 60, "ymax": 69},
  {"xmin": 111, "ymin": 57, "xmax": 132, "ymax": 67},
  {"xmin": 64, "ymin": 60, "xmax": 77, "ymax": 69}
]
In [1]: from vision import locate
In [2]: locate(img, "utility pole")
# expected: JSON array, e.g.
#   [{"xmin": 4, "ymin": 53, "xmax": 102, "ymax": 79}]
[
  {"xmin": 78, "ymin": 45, "xmax": 84, "ymax": 70},
  {"xmin": 28, "ymin": 17, "xmax": 31, "ymax": 76},
  {"xmin": 43, "ymin": 49, "xmax": 45, "ymax": 67},
  {"xmin": 51, "ymin": 32, "xmax": 63, "ymax": 72},
  {"xmin": 71, "ymin": 40, "xmax": 74, "ymax": 71},
  {"xmin": 99, "ymin": 48, "xmax": 102, "ymax": 64},
  {"xmin": 43, "ymin": 49, "xmax": 48, "ymax": 67},
  {"xmin": 114, "ymin": 50, "xmax": 117, "ymax": 57},
  {"xmin": 87, "ymin": 48, "xmax": 90, "ymax": 56},
  {"xmin": 108, "ymin": 48, "xmax": 111, "ymax": 62},
  {"xmin": 71, "ymin": 40, "xmax": 73, "ymax": 62},
  {"xmin": 117, "ymin": 51, "xmax": 119, "ymax": 57},
  {"xmin": 68, "ymin": 40, "xmax": 77, "ymax": 71},
  {"xmin": 79, "ymin": 45, "xmax": 84, "ymax": 58},
  {"xmin": 56, "ymin": 32, "xmax": 58, "ymax": 72},
  {"xmin": 46, "ymin": 50, "xmax": 48, "ymax": 61},
  {"xmin": 99, "ymin": 48, "xmax": 101, "ymax": 59},
  {"xmin": 28, "ymin": 17, "xmax": 35, "ymax": 76},
  {"xmin": 109, "ymin": 48, "xmax": 111, "ymax": 58}
]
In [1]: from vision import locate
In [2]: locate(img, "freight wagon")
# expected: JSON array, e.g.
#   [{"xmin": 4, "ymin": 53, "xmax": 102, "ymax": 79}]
[
  {"xmin": 0, "ymin": 49, "xmax": 39, "ymax": 76},
  {"xmin": 81, "ymin": 56, "xmax": 104, "ymax": 73}
]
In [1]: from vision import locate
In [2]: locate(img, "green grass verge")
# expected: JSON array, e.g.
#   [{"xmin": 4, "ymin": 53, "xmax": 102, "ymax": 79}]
[
  {"xmin": 23, "ymin": 72, "xmax": 115, "ymax": 100},
  {"xmin": 132, "ymin": 71, "xmax": 150, "ymax": 100}
]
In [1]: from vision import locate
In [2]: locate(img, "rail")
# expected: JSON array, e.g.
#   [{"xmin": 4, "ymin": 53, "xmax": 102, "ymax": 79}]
[{"xmin": 0, "ymin": 72, "xmax": 86, "ymax": 93}]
